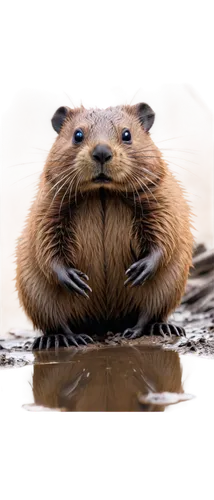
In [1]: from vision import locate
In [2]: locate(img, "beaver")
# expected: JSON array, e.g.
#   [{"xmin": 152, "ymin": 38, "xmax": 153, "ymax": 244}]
[{"xmin": 16, "ymin": 102, "xmax": 193, "ymax": 350}]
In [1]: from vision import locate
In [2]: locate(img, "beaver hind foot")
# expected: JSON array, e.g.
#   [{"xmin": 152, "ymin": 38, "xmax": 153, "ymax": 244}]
[
  {"xmin": 122, "ymin": 322, "xmax": 186, "ymax": 340},
  {"xmin": 148, "ymin": 323, "xmax": 186, "ymax": 337},
  {"xmin": 32, "ymin": 333, "xmax": 94, "ymax": 351}
]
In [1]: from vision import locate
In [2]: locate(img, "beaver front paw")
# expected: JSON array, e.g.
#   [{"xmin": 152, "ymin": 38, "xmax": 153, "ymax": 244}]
[
  {"xmin": 32, "ymin": 333, "xmax": 94, "ymax": 351},
  {"xmin": 124, "ymin": 247, "xmax": 162, "ymax": 287},
  {"xmin": 53, "ymin": 263, "xmax": 92, "ymax": 298},
  {"xmin": 149, "ymin": 323, "xmax": 186, "ymax": 337}
]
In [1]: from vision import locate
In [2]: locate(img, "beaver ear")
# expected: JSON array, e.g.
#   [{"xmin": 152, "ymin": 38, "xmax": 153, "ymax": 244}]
[
  {"xmin": 135, "ymin": 103, "xmax": 155, "ymax": 132},
  {"xmin": 51, "ymin": 106, "xmax": 71, "ymax": 133}
]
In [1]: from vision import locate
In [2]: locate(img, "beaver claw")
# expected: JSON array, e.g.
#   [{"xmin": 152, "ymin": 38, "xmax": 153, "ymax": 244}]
[
  {"xmin": 149, "ymin": 323, "xmax": 186, "ymax": 337},
  {"xmin": 124, "ymin": 249, "xmax": 161, "ymax": 287},
  {"xmin": 122, "ymin": 327, "xmax": 143, "ymax": 340},
  {"xmin": 121, "ymin": 322, "xmax": 186, "ymax": 340},
  {"xmin": 53, "ymin": 264, "xmax": 92, "ymax": 298},
  {"xmin": 32, "ymin": 333, "xmax": 94, "ymax": 351}
]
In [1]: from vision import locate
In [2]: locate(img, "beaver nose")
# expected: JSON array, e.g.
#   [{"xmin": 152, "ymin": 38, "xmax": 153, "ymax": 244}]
[{"xmin": 92, "ymin": 144, "xmax": 112, "ymax": 164}]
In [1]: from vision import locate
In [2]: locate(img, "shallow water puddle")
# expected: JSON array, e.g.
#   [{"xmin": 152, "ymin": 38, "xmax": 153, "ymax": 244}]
[{"xmin": 21, "ymin": 343, "xmax": 195, "ymax": 414}]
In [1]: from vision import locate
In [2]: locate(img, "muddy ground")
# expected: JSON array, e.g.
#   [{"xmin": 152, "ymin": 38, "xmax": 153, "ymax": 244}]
[
  {"xmin": 1, "ymin": 244, "xmax": 214, "ymax": 368},
  {"xmin": 1, "ymin": 326, "xmax": 214, "ymax": 369}
]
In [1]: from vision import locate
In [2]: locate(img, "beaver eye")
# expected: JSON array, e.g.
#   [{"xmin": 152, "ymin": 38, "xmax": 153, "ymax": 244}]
[
  {"xmin": 122, "ymin": 129, "xmax": 132, "ymax": 142},
  {"xmin": 73, "ymin": 129, "xmax": 84, "ymax": 143}
]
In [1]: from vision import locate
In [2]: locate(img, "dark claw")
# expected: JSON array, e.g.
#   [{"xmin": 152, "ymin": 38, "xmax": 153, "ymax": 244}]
[
  {"xmin": 71, "ymin": 268, "xmax": 89, "ymax": 281},
  {"xmin": 66, "ymin": 332, "xmax": 93, "ymax": 347},
  {"xmin": 125, "ymin": 269, "xmax": 151, "ymax": 287},
  {"xmin": 124, "ymin": 258, "xmax": 154, "ymax": 287},
  {"xmin": 67, "ymin": 334, "xmax": 94, "ymax": 346},
  {"xmin": 68, "ymin": 269, "xmax": 92, "ymax": 292},
  {"xmin": 125, "ymin": 262, "xmax": 138, "ymax": 274},
  {"xmin": 32, "ymin": 334, "xmax": 72, "ymax": 351},
  {"xmin": 62, "ymin": 326, "xmax": 94, "ymax": 346},
  {"xmin": 122, "ymin": 327, "xmax": 143, "ymax": 340},
  {"xmin": 63, "ymin": 278, "xmax": 90, "ymax": 298},
  {"xmin": 32, "ymin": 332, "xmax": 95, "ymax": 351},
  {"xmin": 66, "ymin": 334, "xmax": 79, "ymax": 347},
  {"xmin": 79, "ymin": 334, "xmax": 95, "ymax": 344},
  {"xmin": 148, "ymin": 323, "xmax": 186, "ymax": 338},
  {"xmin": 54, "ymin": 265, "xmax": 92, "ymax": 298}
]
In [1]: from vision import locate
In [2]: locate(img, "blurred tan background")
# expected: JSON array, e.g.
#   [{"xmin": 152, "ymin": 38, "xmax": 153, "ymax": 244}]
[{"xmin": 1, "ymin": 84, "xmax": 213, "ymax": 335}]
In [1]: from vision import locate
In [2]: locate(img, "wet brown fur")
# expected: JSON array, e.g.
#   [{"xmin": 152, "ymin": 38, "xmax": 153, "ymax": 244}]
[{"xmin": 16, "ymin": 104, "xmax": 193, "ymax": 337}]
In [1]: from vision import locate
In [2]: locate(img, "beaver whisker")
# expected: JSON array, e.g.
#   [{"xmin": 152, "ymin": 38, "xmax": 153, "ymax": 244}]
[
  {"xmin": 159, "ymin": 147, "xmax": 197, "ymax": 154},
  {"xmin": 7, "ymin": 161, "xmax": 45, "ymax": 169},
  {"xmin": 131, "ymin": 173, "xmax": 153, "ymax": 209},
  {"xmin": 74, "ymin": 172, "xmax": 84, "ymax": 206},
  {"xmin": 50, "ymin": 174, "xmax": 74, "ymax": 212},
  {"xmin": 58, "ymin": 170, "xmax": 80, "ymax": 218},
  {"xmin": 58, "ymin": 182, "xmax": 72, "ymax": 218},
  {"xmin": 133, "ymin": 168, "xmax": 160, "ymax": 192},
  {"xmin": 166, "ymin": 162, "xmax": 196, "ymax": 176},
  {"xmin": 141, "ymin": 167, "xmax": 160, "ymax": 179},
  {"xmin": 124, "ymin": 172, "xmax": 146, "ymax": 219},
  {"xmin": 136, "ymin": 177, "xmax": 159, "ymax": 206},
  {"xmin": 153, "ymin": 136, "xmax": 184, "ymax": 144},
  {"xmin": 45, "ymin": 170, "xmax": 74, "ymax": 200},
  {"xmin": 47, "ymin": 171, "xmax": 72, "ymax": 198},
  {"xmin": 0, "ymin": 171, "xmax": 41, "ymax": 189},
  {"xmin": 159, "ymin": 154, "xmax": 199, "ymax": 166}
]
